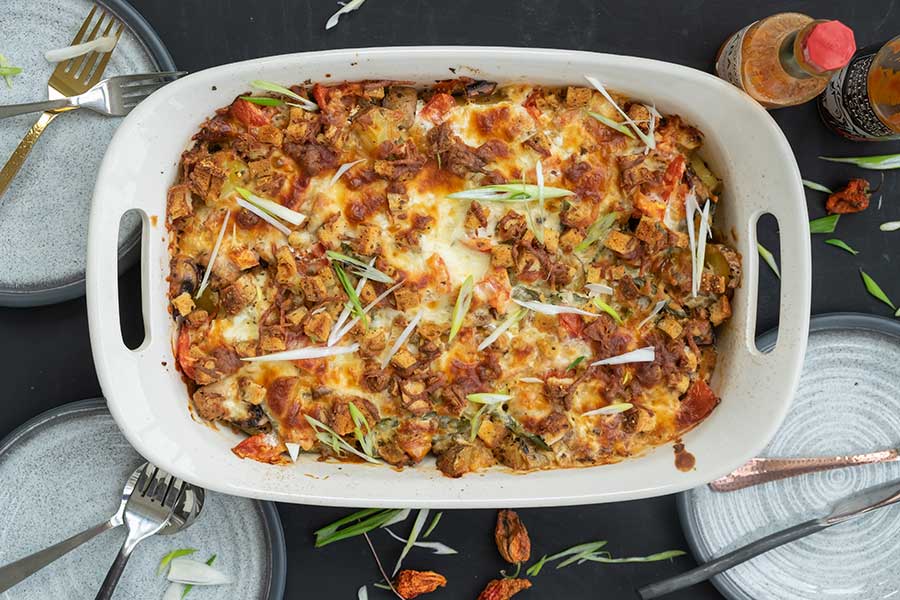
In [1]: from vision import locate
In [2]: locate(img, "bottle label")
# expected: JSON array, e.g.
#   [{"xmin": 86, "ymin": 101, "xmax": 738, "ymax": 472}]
[
  {"xmin": 820, "ymin": 51, "xmax": 897, "ymax": 140},
  {"xmin": 716, "ymin": 23, "xmax": 754, "ymax": 89}
]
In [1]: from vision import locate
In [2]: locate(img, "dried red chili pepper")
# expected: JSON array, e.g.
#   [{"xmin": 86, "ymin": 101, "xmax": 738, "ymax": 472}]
[
  {"xmin": 477, "ymin": 578, "xmax": 532, "ymax": 600},
  {"xmin": 826, "ymin": 178, "xmax": 870, "ymax": 214},
  {"xmin": 393, "ymin": 569, "xmax": 447, "ymax": 599},
  {"xmin": 495, "ymin": 509, "xmax": 531, "ymax": 564}
]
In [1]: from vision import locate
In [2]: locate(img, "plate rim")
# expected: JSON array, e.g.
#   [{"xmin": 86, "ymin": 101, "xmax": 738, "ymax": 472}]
[
  {"xmin": 0, "ymin": 0, "xmax": 177, "ymax": 308},
  {"xmin": 0, "ymin": 398, "xmax": 287, "ymax": 600},
  {"xmin": 676, "ymin": 311, "xmax": 900, "ymax": 600}
]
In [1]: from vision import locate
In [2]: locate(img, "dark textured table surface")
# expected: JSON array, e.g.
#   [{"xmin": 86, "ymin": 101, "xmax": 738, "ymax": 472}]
[{"xmin": 2, "ymin": 1, "xmax": 899, "ymax": 598}]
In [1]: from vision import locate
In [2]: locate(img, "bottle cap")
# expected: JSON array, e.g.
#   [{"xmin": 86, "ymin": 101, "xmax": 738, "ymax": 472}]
[{"xmin": 804, "ymin": 20, "xmax": 856, "ymax": 72}]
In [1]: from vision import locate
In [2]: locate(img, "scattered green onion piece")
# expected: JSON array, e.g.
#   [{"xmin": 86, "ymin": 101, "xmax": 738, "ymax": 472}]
[
  {"xmin": 251, "ymin": 79, "xmax": 318, "ymax": 111},
  {"xmin": 824, "ymin": 239, "xmax": 858, "ymax": 255},
  {"xmin": 467, "ymin": 393, "xmax": 512, "ymax": 405},
  {"xmin": 326, "ymin": 250, "xmax": 393, "ymax": 283},
  {"xmin": 195, "ymin": 210, "xmax": 231, "ymax": 298},
  {"xmin": 158, "ymin": 548, "xmax": 197, "ymax": 576},
  {"xmin": 860, "ymin": 270, "xmax": 896, "ymax": 310},
  {"xmin": 584, "ymin": 75, "xmax": 655, "ymax": 149},
  {"xmin": 423, "ymin": 512, "xmax": 443, "ymax": 538},
  {"xmin": 566, "ymin": 356, "xmax": 585, "ymax": 371},
  {"xmin": 449, "ymin": 275, "xmax": 475, "ymax": 343},
  {"xmin": 820, "ymin": 154, "xmax": 900, "ymax": 170},
  {"xmin": 326, "ymin": 0, "xmax": 366, "ymax": 30},
  {"xmin": 586, "ymin": 111, "xmax": 636, "ymax": 139},
  {"xmin": 469, "ymin": 403, "xmax": 488, "ymax": 442},
  {"xmin": 592, "ymin": 297, "xmax": 623, "ymax": 324},
  {"xmin": 581, "ymin": 402, "xmax": 633, "ymax": 417},
  {"xmin": 575, "ymin": 211, "xmax": 621, "ymax": 252},
  {"xmin": 0, "ymin": 66, "xmax": 21, "ymax": 78},
  {"xmin": 478, "ymin": 308, "xmax": 526, "ymax": 351},
  {"xmin": 242, "ymin": 343, "xmax": 358, "ymax": 363},
  {"xmin": 513, "ymin": 298, "xmax": 597, "ymax": 317},
  {"xmin": 380, "ymin": 310, "xmax": 423, "ymax": 369},
  {"xmin": 575, "ymin": 549, "xmax": 686, "ymax": 565},
  {"xmin": 757, "ymin": 242, "xmax": 781, "ymax": 279},
  {"xmin": 235, "ymin": 186, "xmax": 305, "ymax": 225},
  {"xmin": 358, "ymin": 585, "xmax": 368, "ymax": 600},
  {"xmin": 525, "ymin": 541, "xmax": 609, "ymax": 576},
  {"xmin": 534, "ymin": 160, "xmax": 546, "ymax": 244},
  {"xmin": 348, "ymin": 401, "xmax": 375, "ymax": 457},
  {"xmin": 809, "ymin": 214, "xmax": 840, "ymax": 234},
  {"xmin": 333, "ymin": 263, "xmax": 369, "ymax": 330},
  {"xmin": 0, "ymin": 55, "xmax": 18, "ymax": 88},
  {"xmin": 392, "ymin": 509, "xmax": 429, "ymax": 576},
  {"xmin": 305, "ymin": 415, "xmax": 381, "ymax": 464},
  {"xmin": 178, "ymin": 554, "xmax": 217, "ymax": 598},
  {"xmin": 498, "ymin": 409, "xmax": 551, "ymax": 451},
  {"xmin": 802, "ymin": 179, "xmax": 833, "ymax": 194},
  {"xmin": 447, "ymin": 183, "xmax": 574, "ymax": 202},
  {"xmin": 239, "ymin": 95, "xmax": 283, "ymax": 106},
  {"xmin": 880, "ymin": 221, "xmax": 900, "ymax": 232}
]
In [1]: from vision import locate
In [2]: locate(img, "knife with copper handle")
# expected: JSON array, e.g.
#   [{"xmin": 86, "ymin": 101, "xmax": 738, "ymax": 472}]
[{"xmin": 709, "ymin": 448, "xmax": 900, "ymax": 492}]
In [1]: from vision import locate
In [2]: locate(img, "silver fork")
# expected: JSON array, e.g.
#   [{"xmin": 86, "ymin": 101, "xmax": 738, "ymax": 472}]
[
  {"xmin": 0, "ymin": 71, "xmax": 186, "ymax": 119},
  {"xmin": 94, "ymin": 464, "xmax": 185, "ymax": 600}
]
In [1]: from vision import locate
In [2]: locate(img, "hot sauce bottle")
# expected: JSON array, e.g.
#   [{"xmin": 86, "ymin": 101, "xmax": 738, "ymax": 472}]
[
  {"xmin": 716, "ymin": 13, "xmax": 856, "ymax": 108},
  {"xmin": 819, "ymin": 35, "xmax": 900, "ymax": 141}
]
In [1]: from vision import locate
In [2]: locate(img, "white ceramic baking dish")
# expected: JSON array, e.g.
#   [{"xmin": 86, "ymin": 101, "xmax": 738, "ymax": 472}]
[{"xmin": 87, "ymin": 47, "xmax": 811, "ymax": 508}]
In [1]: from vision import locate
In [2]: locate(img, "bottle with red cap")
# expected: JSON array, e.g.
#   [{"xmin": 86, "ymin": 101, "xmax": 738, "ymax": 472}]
[{"xmin": 715, "ymin": 13, "xmax": 857, "ymax": 108}]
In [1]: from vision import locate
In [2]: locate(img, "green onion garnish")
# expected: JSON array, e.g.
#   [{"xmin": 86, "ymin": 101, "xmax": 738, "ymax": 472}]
[
  {"xmin": 809, "ymin": 214, "xmax": 840, "ymax": 234},
  {"xmin": 525, "ymin": 541, "xmax": 684, "ymax": 576},
  {"xmin": 802, "ymin": 179, "xmax": 833, "ymax": 194},
  {"xmin": 757, "ymin": 242, "xmax": 781, "ymax": 279},
  {"xmin": 820, "ymin": 154, "xmax": 900, "ymax": 170},
  {"xmin": 575, "ymin": 211, "xmax": 621, "ymax": 252},
  {"xmin": 448, "ymin": 183, "xmax": 574, "ymax": 202},
  {"xmin": 235, "ymin": 186, "xmax": 306, "ymax": 225},
  {"xmin": 158, "ymin": 548, "xmax": 197, "ymax": 576},
  {"xmin": 467, "ymin": 392, "xmax": 513, "ymax": 404},
  {"xmin": 880, "ymin": 221, "xmax": 900, "ymax": 232},
  {"xmin": 824, "ymin": 239, "xmax": 858, "ymax": 255},
  {"xmin": 179, "ymin": 554, "xmax": 217, "ymax": 598},
  {"xmin": 326, "ymin": 250, "xmax": 393, "ymax": 284},
  {"xmin": 478, "ymin": 308, "xmax": 526, "ymax": 351},
  {"xmin": 348, "ymin": 401, "xmax": 375, "ymax": 457},
  {"xmin": 0, "ymin": 55, "xmax": 20, "ymax": 88},
  {"xmin": 584, "ymin": 75, "xmax": 655, "ymax": 149},
  {"xmin": 392, "ymin": 509, "xmax": 429, "ymax": 576},
  {"xmin": 860, "ymin": 270, "xmax": 896, "ymax": 310},
  {"xmin": 250, "ymin": 79, "xmax": 319, "ymax": 111},
  {"xmin": 586, "ymin": 111, "xmax": 636, "ymax": 139},
  {"xmin": 575, "ymin": 549, "xmax": 686, "ymax": 565},
  {"xmin": 566, "ymin": 356, "xmax": 585, "ymax": 371},
  {"xmin": 526, "ymin": 541, "xmax": 609, "ymax": 576},
  {"xmin": 592, "ymin": 297, "xmax": 623, "ymax": 324},
  {"xmin": 468, "ymin": 403, "xmax": 488, "ymax": 441},
  {"xmin": 423, "ymin": 512, "xmax": 443, "ymax": 538},
  {"xmin": 333, "ymin": 263, "xmax": 369, "ymax": 330},
  {"xmin": 448, "ymin": 275, "xmax": 474, "ymax": 343},
  {"xmin": 305, "ymin": 414, "xmax": 381, "ymax": 464},
  {"xmin": 314, "ymin": 508, "xmax": 408, "ymax": 547},
  {"xmin": 239, "ymin": 96, "xmax": 283, "ymax": 106}
]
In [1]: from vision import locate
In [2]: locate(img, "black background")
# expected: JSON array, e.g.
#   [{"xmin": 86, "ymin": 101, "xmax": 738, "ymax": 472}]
[{"xmin": 2, "ymin": 1, "xmax": 899, "ymax": 598}]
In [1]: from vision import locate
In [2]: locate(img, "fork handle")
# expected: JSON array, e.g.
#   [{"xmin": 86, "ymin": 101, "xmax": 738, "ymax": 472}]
[
  {"xmin": 0, "ymin": 99, "xmax": 71, "ymax": 120},
  {"xmin": 95, "ymin": 536, "xmax": 141, "ymax": 600},
  {"xmin": 0, "ymin": 111, "xmax": 60, "ymax": 202},
  {"xmin": 0, "ymin": 519, "xmax": 115, "ymax": 593}
]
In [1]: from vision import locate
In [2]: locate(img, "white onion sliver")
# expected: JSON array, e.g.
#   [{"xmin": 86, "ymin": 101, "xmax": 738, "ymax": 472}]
[
  {"xmin": 684, "ymin": 192, "xmax": 699, "ymax": 297},
  {"xmin": 167, "ymin": 558, "xmax": 232, "ymax": 586},
  {"xmin": 236, "ymin": 198, "xmax": 290, "ymax": 236},
  {"xmin": 513, "ymin": 299, "xmax": 597, "ymax": 318},
  {"xmin": 518, "ymin": 377, "xmax": 544, "ymax": 384},
  {"xmin": 285, "ymin": 442, "xmax": 300, "ymax": 462},
  {"xmin": 195, "ymin": 210, "xmax": 231, "ymax": 298},
  {"xmin": 591, "ymin": 346, "xmax": 655, "ymax": 367},
  {"xmin": 880, "ymin": 221, "xmax": 900, "ymax": 232},
  {"xmin": 585, "ymin": 283, "xmax": 614, "ymax": 296},
  {"xmin": 238, "ymin": 188, "xmax": 305, "ymax": 225},
  {"xmin": 325, "ymin": 0, "xmax": 366, "ymax": 29},
  {"xmin": 384, "ymin": 528, "xmax": 459, "ymax": 555},
  {"xmin": 381, "ymin": 310, "xmax": 423, "ymax": 369},
  {"xmin": 584, "ymin": 75, "xmax": 655, "ymax": 149},
  {"xmin": 695, "ymin": 200, "xmax": 711, "ymax": 294},
  {"xmin": 582, "ymin": 402, "xmax": 634, "ymax": 417},
  {"xmin": 45, "ymin": 36, "xmax": 116, "ymax": 62},
  {"xmin": 329, "ymin": 159, "xmax": 366, "ymax": 186},
  {"xmin": 638, "ymin": 300, "xmax": 668, "ymax": 329},
  {"xmin": 162, "ymin": 582, "xmax": 186, "ymax": 600},
  {"xmin": 243, "ymin": 344, "xmax": 358, "ymax": 362},
  {"xmin": 358, "ymin": 586, "xmax": 368, "ymax": 600}
]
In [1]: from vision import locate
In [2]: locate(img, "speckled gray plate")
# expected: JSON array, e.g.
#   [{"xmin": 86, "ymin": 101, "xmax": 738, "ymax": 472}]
[
  {"xmin": 0, "ymin": 0, "xmax": 175, "ymax": 307},
  {"xmin": 0, "ymin": 399, "xmax": 285, "ymax": 600},
  {"xmin": 679, "ymin": 313, "xmax": 900, "ymax": 600}
]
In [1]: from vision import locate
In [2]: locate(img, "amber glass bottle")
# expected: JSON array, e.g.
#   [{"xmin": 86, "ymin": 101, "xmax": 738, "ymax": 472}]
[
  {"xmin": 819, "ymin": 35, "xmax": 900, "ymax": 141},
  {"xmin": 716, "ymin": 13, "xmax": 856, "ymax": 108}
]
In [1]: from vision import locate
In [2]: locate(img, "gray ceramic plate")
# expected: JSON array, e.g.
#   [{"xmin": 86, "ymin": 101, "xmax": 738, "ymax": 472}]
[
  {"xmin": 679, "ymin": 313, "xmax": 900, "ymax": 600},
  {"xmin": 0, "ymin": 0, "xmax": 175, "ymax": 307},
  {"xmin": 0, "ymin": 399, "xmax": 286, "ymax": 600}
]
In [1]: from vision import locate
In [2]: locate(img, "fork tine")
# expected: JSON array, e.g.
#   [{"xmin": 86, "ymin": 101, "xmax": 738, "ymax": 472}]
[
  {"xmin": 86, "ymin": 23, "xmax": 124, "ymax": 87},
  {"xmin": 136, "ymin": 464, "xmax": 157, "ymax": 495},
  {"xmin": 163, "ymin": 479, "xmax": 186, "ymax": 507},
  {"xmin": 66, "ymin": 8, "xmax": 107, "ymax": 76},
  {"xmin": 122, "ymin": 81, "xmax": 167, "ymax": 98},
  {"xmin": 116, "ymin": 71, "xmax": 186, "ymax": 86},
  {"xmin": 76, "ymin": 15, "xmax": 115, "ymax": 83},
  {"xmin": 69, "ymin": 5, "xmax": 96, "ymax": 46}
]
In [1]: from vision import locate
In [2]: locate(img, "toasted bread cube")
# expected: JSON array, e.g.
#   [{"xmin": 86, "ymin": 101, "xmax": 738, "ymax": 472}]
[
  {"xmin": 607, "ymin": 265, "xmax": 626, "ymax": 280},
  {"xmin": 171, "ymin": 292, "xmax": 195, "ymax": 317},
  {"xmin": 259, "ymin": 328, "xmax": 286, "ymax": 352},
  {"xmin": 709, "ymin": 295, "xmax": 732, "ymax": 326},
  {"xmin": 559, "ymin": 228, "xmax": 583, "ymax": 252},
  {"xmin": 299, "ymin": 274, "xmax": 329, "ymax": 302},
  {"xmin": 254, "ymin": 124, "xmax": 283, "ymax": 146},
  {"xmin": 316, "ymin": 214, "xmax": 347, "ymax": 249},
  {"xmin": 657, "ymin": 316, "xmax": 683, "ymax": 339},
  {"xmin": 166, "ymin": 184, "xmax": 193, "ymax": 221},
  {"xmin": 491, "ymin": 244, "xmax": 515, "ymax": 268},
  {"xmin": 391, "ymin": 348, "xmax": 417, "ymax": 370},
  {"xmin": 393, "ymin": 287, "xmax": 421, "ymax": 311},
  {"xmin": 360, "ymin": 328, "xmax": 387, "ymax": 356},
  {"xmin": 275, "ymin": 246, "xmax": 298, "ymax": 285},
  {"xmin": 417, "ymin": 321, "xmax": 446, "ymax": 341},
  {"xmin": 603, "ymin": 230, "xmax": 636, "ymax": 255},
  {"xmin": 359, "ymin": 282, "xmax": 377, "ymax": 305},
  {"xmin": 304, "ymin": 311, "xmax": 333, "ymax": 342},
  {"xmin": 230, "ymin": 246, "xmax": 260, "ymax": 271},
  {"xmin": 635, "ymin": 216, "xmax": 667, "ymax": 248},
  {"xmin": 353, "ymin": 224, "xmax": 380, "ymax": 255},
  {"xmin": 586, "ymin": 265, "xmax": 604, "ymax": 283},
  {"xmin": 286, "ymin": 306, "xmax": 308, "ymax": 325},
  {"xmin": 247, "ymin": 158, "xmax": 274, "ymax": 179},
  {"xmin": 701, "ymin": 273, "xmax": 727, "ymax": 295},
  {"xmin": 566, "ymin": 86, "xmax": 592, "ymax": 108}
]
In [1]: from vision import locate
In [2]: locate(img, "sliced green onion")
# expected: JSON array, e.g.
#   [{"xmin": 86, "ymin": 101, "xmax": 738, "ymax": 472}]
[
  {"xmin": 195, "ymin": 210, "xmax": 231, "ymax": 298},
  {"xmin": 534, "ymin": 160, "xmax": 546, "ymax": 245},
  {"xmin": 0, "ymin": 66, "xmax": 21, "ymax": 77},
  {"xmin": 582, "ymin": 403, "xmax": 633, "ymax": 417},
  {"xmin": 586, "ymin": 111, "xmax": 636, "ymax": 139},
  {"xmin": 585, "ymin": 283, "xmax": 614, "ymax": 296},
  {"xmin": 576, "ymin": 549, "xmax": 686, "ymax": 564},
  {"xmin": 637, "ymin": 299, "xmax": 668, "ymax": 329},
  {"xmin": 381, "ymin": 309, "xmax": 423, "ymax": 369},
  {"xmin": 348, "ymin": 401, "xmax": 376, "ymax": 457},
  {"xmin": 305, "ymin": 415, "xmax": 382, "ymax": 464},
  {"xmin": 478, "ymin": 308, "xmax": 526, "ymax": 351},
  {"xmin": 384, "ymin": 527, "xmax": 458, "ymax": 555},
  {"xmin": 235, "ymin": 197, "xmax": 290, "ymax": 235},
  {"xmin": 575, "ymin": 211, "xmax": 621, "ymax": 252},
  {"xmin": 329, "ymin": 158, "xmax": 367, "ymax": 186},
  {"xmin": 592, "ymin": 297, "xmax": 623, "ymax": 324},
  {"xmin": 166, "ymin": 556, "xmax": 231, "ymax": 585},
  {"xmin": 757, "ymin": 242, "xmax": 781, "ymax": 279},
  {"xmin": 331, "ymin": 280, "xmax": 405, "ymax": 345},
  {"xmin": 326, "ymin": 250, "xmax": 393, "ymax": 283},
  {"xmin": 423, "ymin": 512, "xmax": 443, "ymax": 538},
  {"xmin": 239, "ymin": 96, "xmax": 283, "ymax": 106},
  {"xmin": 235, "ymin": 186, "xmax": 305, "ymax": 225},
  {"xmin": 392, "ymin": 509, "xmax": 429, "ymax": 576},
  {"xmin": 177, "ymin": 554, "xmax": 217, "ymax": 599},
  {"xmin": 468, "ymin": 403, "xmax": 488, "ymax": 441},
  {"xmin": 566, "ymin": 356, "xmax": 585, "ymax": 371},
  {"xmin": 591, "ymin": 346, "xmax": 655, "ymax": 367},
  {"xmin": 467, "ymin": 393, "xmax": 513, "ymax": 405},
  {"xmin": 0, "ymin": 55, "xmax": 19, "ymax": 88},
  {"xmin": 513, "ymin": 298, "xmax": 597, "ymax": 317},
  {"xmin": 333, "ymin": 263, "xmax": 369, "ymax": 330},
  {"xmin": 449, "ymin": 275, "xmax": 475, "ymax": 343},
  {"xmin": 326, "ymin": 0, "xmax": 366, "ymax": 30},
  {"xmin": 448, "ymin": 183, "xmax": 574, "ymax": 202},
  {"xmin": 314, "ymin": 508, "xmax": 406, "ymax": 547},
  {"xmin": 358, "ymin": 586, "xmax": 368, "ymax": 600},
  {"xmin": 44, "ymin": 36, "xmax": 116, "ymax": 63},
  {"xmin": 518, "ymin": 377, "xmax": 543, "ymax": 384},
  {"xmin": 251, "ymin": 79, "xmax": 319, "ymax": 111},
  {"xmin": 584, "ymin": 76, "xmax": 655, "ymax": 149},
  {"xmin": 241, "ymin": 343, "xmax": 359, "ymax": 363},
  {"xmin": 860, "ymin": 270, "xmax": 896, "ymax": 310},
  {"xmin": 809, "ymin": 214, "xmax": 840, "ymax": 234},
  {"xmin": 824, "ymin": 239, "xmax": 858, "ymax": 255},
  {"xmin": 526, "ymin": 541, "xmax": 609, "ymax": 576},
  {"xmin": 880, "ymin": 221, "xmax": 900, "ymax": 232},
  {"xmin": 820, "ymin": 154, "xmax": 900, "ymax": 170},
  {"xmin": 158, "ymin": 549, "xmax": 197, "ymax": 576},
  {"xmin": 802, "ymin": 179, "xmax": 833, "ymax": 194}
]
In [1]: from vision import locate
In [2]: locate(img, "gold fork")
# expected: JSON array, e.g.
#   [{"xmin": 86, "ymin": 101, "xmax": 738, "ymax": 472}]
[{"xmin": 0, "ymin": 5, "xmax": 124, "ymax": 201}]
